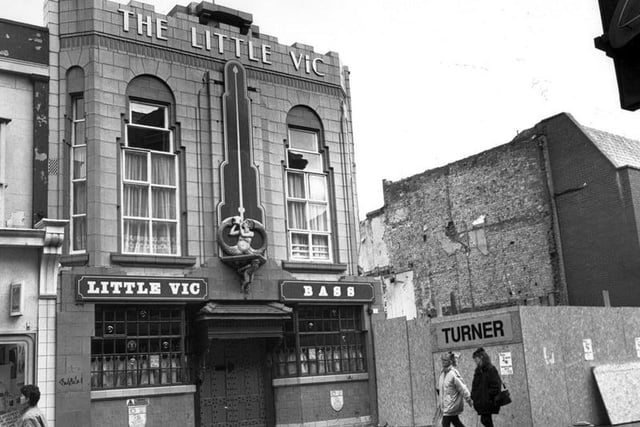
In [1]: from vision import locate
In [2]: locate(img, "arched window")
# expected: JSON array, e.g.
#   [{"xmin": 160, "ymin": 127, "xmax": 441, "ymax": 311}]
[
  {"xmin": 122, "ymin": 76, "xmax": 179, "ymax": 255},
  {"xmin": 285, "ymin": 106, "xmax": 331, "ymax": 262},
  {"xmin": 67, "ymin": 66, "xmax": 86, "ymax": 252}
]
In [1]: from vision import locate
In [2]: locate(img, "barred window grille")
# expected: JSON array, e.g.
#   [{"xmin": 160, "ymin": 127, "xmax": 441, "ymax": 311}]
[
  {"xmin": 274, "ymin": 306, "xmax": 366, "ymax": 378},
  {"xmin": 91, "ymin": 305, "xmax": 188, "ymax": 389}
]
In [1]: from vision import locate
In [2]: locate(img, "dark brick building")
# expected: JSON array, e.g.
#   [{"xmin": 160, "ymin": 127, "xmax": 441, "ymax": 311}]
[
  {"xmin": 360, "ymin": 113, "xmax": 640, "ymax": 317},
  {"xmin": 44, "ymin": 0, "xmax": 379, "ymax": 426}
]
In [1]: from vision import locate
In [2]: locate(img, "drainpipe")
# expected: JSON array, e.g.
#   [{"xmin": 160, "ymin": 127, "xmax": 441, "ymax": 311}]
[{"xmin": 537, "ymin": 135, "xmax": 569, "ymax": 305}]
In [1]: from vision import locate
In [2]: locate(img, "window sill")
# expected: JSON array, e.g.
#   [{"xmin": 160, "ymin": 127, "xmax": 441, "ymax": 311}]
[
  {"xmin": 272, "ymin": 372, "xmax": 368, "ymax": 387},
  {"xmin": 281, "ymin": 261, "xmax": 347, "ymax": 273},
  {"xmin": 91, "ymin": 384, "xmax": 196, "ymax": 400},
  {"xmin": 110, "ymin": 253, "xmax": 197, "ymax": 268},
  {"xmin": 60, "ymin": 253, "xmax": 89, "ymax": 266}
]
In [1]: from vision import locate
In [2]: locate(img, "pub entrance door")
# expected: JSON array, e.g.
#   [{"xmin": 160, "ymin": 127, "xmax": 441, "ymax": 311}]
[{"xmin": 199, "ymin": 338, "xmax": 275, "ymax": 427}]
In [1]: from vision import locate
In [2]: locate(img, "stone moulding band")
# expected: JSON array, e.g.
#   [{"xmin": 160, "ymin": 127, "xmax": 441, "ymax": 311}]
[
  {"xmin": 59, "ymin": 32, "xmax": 345, "ymax": 98},
  {"xmin": 90, "ymin": 384, "xmax": 196, "ymax": 400},
  {"xmin": 272, "ymin": 372, "xmax": 369, "ymax": 387}
]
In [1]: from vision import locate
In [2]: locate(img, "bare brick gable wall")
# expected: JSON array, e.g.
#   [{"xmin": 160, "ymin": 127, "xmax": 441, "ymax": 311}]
[
  {"xmin": 373, "ymin": 130, "xmax": 561, "ymax": 316},
  {"xmin": 361, "ymin": 112, "xmax": 640, "ymax": 317}
]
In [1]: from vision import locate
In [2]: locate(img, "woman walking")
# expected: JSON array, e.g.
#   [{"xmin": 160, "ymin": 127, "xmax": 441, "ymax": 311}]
[
  {"xmin": 471, "ymin": 348, "xmax": 501, "ymax": 427},
  {"xmin": 437, "ymin": 351, "xmax": 473, "ymax": 427}
]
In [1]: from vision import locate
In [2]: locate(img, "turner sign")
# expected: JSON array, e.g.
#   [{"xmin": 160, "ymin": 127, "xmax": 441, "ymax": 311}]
[
  {"xmin": 76, "ymin": 275, "xmax": 208, "ymax": 301},
  {"xmin": 435, "ymin": 313, "xmax": 514, "ymax": 350}
]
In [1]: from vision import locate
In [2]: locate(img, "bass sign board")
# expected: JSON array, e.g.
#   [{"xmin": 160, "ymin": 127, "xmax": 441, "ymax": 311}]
[
  {"xmin": 280, "ymin": 281, "xmax": 374, "ymax": 303},
  {"xmin": 76, "ymin": 275, "xmax": 208, "ymax": 302},
  {"xmin": 435, "ymin": 313, "xmax": 514, "ymax": 350}
]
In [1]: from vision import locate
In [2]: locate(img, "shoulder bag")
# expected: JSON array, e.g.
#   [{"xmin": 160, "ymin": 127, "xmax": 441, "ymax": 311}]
[{"xmin": 494, "ymin": 380, "xmax": 511, "ymax": 407}]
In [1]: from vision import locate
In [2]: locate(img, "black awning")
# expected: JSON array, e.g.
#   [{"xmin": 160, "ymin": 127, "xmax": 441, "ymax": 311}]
[{"xmin": 195, "ymin": 302, "xmax": 292, "ymax": 339}]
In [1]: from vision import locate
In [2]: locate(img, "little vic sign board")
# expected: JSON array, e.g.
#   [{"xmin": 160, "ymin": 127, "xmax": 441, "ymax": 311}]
[{"xmin": 76, "ymin": 275, "xmax": 208, "ymax": 302}]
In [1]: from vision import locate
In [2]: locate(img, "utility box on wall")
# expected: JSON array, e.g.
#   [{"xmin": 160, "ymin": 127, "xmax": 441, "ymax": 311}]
[{"xmin": 374, "ymin": 306, "xmax": 640, "ymax": 427}]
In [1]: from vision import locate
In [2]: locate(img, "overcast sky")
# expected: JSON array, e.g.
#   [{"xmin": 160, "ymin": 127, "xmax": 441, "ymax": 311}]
[{"xmin": 6, "ymin": 1, "xmax": 640, "ymax": 219}]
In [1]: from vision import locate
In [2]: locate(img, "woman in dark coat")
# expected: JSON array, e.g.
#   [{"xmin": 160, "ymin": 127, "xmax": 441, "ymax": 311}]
[{"xmin": 470, "ymin": 348, "xmax": 501, "ymax": 427}]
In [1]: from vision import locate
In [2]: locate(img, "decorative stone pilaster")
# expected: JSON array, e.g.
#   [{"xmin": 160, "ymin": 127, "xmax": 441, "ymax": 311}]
[{"xmin": 35, "ymin": 218, "xmax": 66, "ymax": 427}]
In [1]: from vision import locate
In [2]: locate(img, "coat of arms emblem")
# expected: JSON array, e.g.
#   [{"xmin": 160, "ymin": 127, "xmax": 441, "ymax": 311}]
[{"xmin": 330, "ymin": 390, "xmax": 343, "ymax": 412}]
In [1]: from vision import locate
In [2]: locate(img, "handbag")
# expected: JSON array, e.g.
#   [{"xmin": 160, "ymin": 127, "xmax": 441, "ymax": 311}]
[{"xmin": 494, "ymin": 381, "xmax": 512, "ymax": 407}]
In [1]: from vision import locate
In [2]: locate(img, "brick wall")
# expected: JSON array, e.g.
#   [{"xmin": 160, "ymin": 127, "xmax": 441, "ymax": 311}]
[
  {"xmin": 366, "ymin": 131, "xmax": 560, "ymax": 316},
  {"xmin": 541, "ymin": 114, "xmax": 640, "ymax": 306}
]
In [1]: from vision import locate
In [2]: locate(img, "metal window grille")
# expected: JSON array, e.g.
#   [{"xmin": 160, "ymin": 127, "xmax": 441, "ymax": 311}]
[
  {"xmin": 91, "ymin": 305, "xmax": 188, "ymax": 389},
  {"xmin": 274, "ymin": 306, "xmax": 366, "ymax": 378}
]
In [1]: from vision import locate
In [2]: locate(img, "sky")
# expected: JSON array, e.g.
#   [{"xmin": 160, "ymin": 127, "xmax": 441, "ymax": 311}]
[{"xmin": 5, "ymin": 0, "xmax": 640, "ymax": 219}]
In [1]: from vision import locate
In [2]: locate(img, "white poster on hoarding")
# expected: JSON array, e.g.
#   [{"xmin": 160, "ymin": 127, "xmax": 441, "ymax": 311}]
[
  {"xmin": 583, "ymin": 338, "xmax": 594, "ymax": 361},
  {"xmin": 128, "ymin": 399, "xmax": 148, "ymax": 427},
  {"xmin": 498, "ymin": 351, "xmax": 513, "ymax": 375}
]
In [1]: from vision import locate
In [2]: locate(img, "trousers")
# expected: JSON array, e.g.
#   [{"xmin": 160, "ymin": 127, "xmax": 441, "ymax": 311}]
[
  {"xmin": 480, "ymin": 414, "xmax": 494, "ymax": 427},
  {"xmin": 442, "ymin": 415, "xmax": 466, "ymax": 427}
]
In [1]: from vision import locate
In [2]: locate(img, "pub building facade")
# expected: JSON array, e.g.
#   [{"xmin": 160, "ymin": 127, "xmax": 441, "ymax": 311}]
[{"xmin": 45, "ymin": 0, "xmax": 379, "ymax": 426}]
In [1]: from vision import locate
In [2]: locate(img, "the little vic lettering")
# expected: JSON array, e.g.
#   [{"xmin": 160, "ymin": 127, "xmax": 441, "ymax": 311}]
[
  {"xmin": 76, "ymin": 276, "xmax": 208, "ymax": 301},
  {"xmin": 435, "ymin": 314, "xmax": 514, "ymax": 350},
  {"xmin": 117, "ymin": 8, "xmax": 326, "ymax": 76}
]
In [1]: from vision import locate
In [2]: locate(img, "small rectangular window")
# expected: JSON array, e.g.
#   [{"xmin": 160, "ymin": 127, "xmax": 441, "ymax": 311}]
[
  {"xmin": 127, "ymin": 102, "xmax": 171, "ymax": 152},
  {"xmin": 289, "ymin": 129, "xmax": 317, "ymax": 151},
  {"xmin": 273, "ymin": 306, "xmax": 366, "ymax": 378},
  {"xmin": 91, "ymin": 305, "xmax": 188, "ymax": 389},
  {"xmin": 0, "ymin": 336, "xmax": 33, "ymax": 415}
]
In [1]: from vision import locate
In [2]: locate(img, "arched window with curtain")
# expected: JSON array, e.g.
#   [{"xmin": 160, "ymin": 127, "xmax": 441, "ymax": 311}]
[
  {"xmin": 122, "ymin": 76, "xmax": 179, "ymax": 255},
  {"xmin": 285, "ymin": 106, "xmax": 331, "ymax": 262}
]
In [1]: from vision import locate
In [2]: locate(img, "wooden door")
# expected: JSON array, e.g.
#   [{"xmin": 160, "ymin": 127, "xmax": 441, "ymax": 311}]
[{"xmin": 199, "ymin": 339, "xmax": 271, "ymax": 427}]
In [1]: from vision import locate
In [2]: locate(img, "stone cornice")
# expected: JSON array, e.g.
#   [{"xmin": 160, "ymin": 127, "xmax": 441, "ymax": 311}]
[
  {"xmin": 59, "ymin": 32, "xmax": 345, "ymax": 98},
  {"xmin": 0, "ymin": 228, "xmax": 45, "ymax": 247}
]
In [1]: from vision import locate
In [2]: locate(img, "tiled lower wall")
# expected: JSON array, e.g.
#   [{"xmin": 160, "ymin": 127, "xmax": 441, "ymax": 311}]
[
  {"xmin": 37, "ymin": 298, "xmax": 56, "ymax": 426},
  {"xmin": 277, "ymin": 415, "xmax": 372, "ymax": 427}
]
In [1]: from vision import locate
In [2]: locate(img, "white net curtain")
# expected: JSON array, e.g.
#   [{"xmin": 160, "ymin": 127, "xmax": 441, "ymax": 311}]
[{"xmin": 123, "ymin": 150, "xmax": 177, "ymax": 254}]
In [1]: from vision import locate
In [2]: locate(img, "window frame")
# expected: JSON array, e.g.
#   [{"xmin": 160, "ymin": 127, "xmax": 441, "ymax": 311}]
[
  {"xmin": 285, "ymin": 127, "xmax": 332, "ymax": 263},
  {"xmin": 90, "ymin": 304, "xmax": 188, "ymax": 390},
  {"xmin": 273, "ymin": 305, "xmax": 367, "ymax": 379},
  {"xmin": 70, "ymin": 96, "xmax": 87, "ymax": 253},
  {"xmin": 0, "ymin": 335, "xmax": 34, "ymax": 415},
  {"xmin": 121, "ymin": 100, "xmax": 180, "ymax": 256}
]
